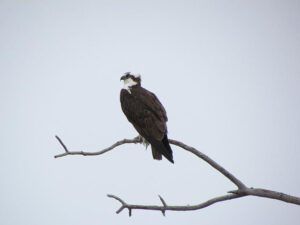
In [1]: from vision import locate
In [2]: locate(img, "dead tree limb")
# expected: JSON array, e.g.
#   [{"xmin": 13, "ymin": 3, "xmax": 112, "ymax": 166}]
[
  {"xmin": 54, "ymin": 135, "xmax": 300, "ymax": 216},
  {"xmin": 54, "ymin": 135, "xmax": 140, "ymax": 158},
  {"xmin": 107, "ymin": 193, "xmax": 244, "ymax": 216}
]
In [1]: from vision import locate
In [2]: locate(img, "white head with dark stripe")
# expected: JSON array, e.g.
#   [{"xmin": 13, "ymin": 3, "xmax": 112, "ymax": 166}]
[{"xmin": 120, "ymin": 72, "xmax": 141, "ymax": 93}]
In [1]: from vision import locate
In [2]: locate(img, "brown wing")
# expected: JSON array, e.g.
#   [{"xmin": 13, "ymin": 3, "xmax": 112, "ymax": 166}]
[{"xmin": 124, "ymin": 87, "xmax": 168, "ymax": 141}]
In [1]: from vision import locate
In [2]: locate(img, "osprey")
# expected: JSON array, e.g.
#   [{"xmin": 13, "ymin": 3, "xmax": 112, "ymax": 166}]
[{"xmin": 120, "ymin": 72, "xmax": 174, "ymax": 163}]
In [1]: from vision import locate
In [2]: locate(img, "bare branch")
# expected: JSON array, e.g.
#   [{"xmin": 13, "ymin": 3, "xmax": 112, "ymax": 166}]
[
  {"xmin": 54, "ymin": 136, "xmax": 245, "ymax": 188},
  {"xmin": 169, "ymin": 139, "xmax": 247, "ymax": 189},
  {"xmin": 54, "ymin": 136, "xmax": 141, "ymax": 158},
  {"xmin": 243, "ymin": 188, "xmax": 300, "ymax": 205},
  {"xmin": 107, "ymin": 193, "xmax": 245, "ymax": 214},
  {"xmin": 54, "ymin": 136, "xmax": 300, "ymax": 215},
  {"xmin": 107, "ymin": 188, "xmax": 300, "ymax": 215}
]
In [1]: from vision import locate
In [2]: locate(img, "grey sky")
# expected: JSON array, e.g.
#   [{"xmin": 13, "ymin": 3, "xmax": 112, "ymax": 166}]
[{"xmin": 0, "ymin": 0, "xmax": 299, "ymax": 224}]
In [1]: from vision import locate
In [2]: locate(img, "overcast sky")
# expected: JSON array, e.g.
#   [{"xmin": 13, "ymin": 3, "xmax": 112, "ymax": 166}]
[{"xmin": 1, "ymin": 0, "xmax": 299, "ymax": 224}]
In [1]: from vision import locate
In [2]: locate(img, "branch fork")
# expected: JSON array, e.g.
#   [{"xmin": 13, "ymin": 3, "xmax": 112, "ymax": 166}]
[{"xmin": 107, "ymin": 194, "xmax": 169, "ymax": 217}]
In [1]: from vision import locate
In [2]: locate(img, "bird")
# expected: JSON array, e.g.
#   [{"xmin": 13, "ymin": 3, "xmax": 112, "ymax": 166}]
[{"xmin": 120, "ymin": 72, "xmax": 174, "ymax": 163}]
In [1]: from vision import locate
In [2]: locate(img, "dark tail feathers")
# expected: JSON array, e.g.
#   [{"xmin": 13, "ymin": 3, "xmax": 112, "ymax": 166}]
[{"xmin": 149, "ymin": 134, "xmax": 174, "ymax": 163}]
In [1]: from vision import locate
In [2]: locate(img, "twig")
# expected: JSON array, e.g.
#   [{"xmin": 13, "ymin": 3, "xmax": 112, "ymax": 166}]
[{"xmin": 55, "ymin": 135, "xmax": 69, "ymax": 153}]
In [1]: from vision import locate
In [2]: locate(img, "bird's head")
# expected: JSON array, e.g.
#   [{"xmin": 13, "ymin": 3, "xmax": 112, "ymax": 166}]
[{"xmin": 120, "ymin": 72, "xmax": 141, "ymax": 87}]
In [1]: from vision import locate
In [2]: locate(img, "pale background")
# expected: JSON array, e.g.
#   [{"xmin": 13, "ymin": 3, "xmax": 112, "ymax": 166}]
[{"xmin": 1, "ymin": 0, "xmax": 299, "ymax": 224}]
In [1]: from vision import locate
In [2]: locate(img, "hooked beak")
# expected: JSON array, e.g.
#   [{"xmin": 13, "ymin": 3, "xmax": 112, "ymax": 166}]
[{"xmin": 120, "ymin": 75, "xmax": 126, "ymax": 81}]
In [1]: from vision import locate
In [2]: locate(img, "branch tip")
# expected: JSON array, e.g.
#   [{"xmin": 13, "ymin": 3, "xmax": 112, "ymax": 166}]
[
  {"xmin": 55, "ymin": 135, "xmax": 69, "ymax": 153},
  {"xmin": 158, "ymin": 195, "xmax": 167, "ymax": 207},
  {"xmin": 129, "ymin": 208, "xmax": 132, "ymax": 217},
  {"xmin": 116, "ymin": 206, "xmax": 125, "ymax": 214},
  {"xmin": 107, "ymin": 194, "xmax": 126, "ymax": 205}
]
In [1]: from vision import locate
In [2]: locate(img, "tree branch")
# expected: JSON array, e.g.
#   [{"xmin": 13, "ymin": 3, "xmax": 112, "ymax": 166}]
[
  {"xmin": 54, "ymin": 135, "xmax": 140, "ymax": 158},
  {"xmin": 232, "ymin": 188, "xmax": 300, "ymax": 205},
  {"xmin": 54, "ymin": 135, "xmax": 300, "ymax": 215},
  {"xmin": 169, "ymin": 139, "xmax": 247, "ymax": 189},
  {"xmin": 107, "ymin": 193, "xmax": 245, "ymax": 216}
]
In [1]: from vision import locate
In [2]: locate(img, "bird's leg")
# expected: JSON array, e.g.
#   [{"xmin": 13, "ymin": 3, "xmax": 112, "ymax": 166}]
[{"xmin": 137, "ymin": 135, "xmax": 150, "ymax": 149}]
